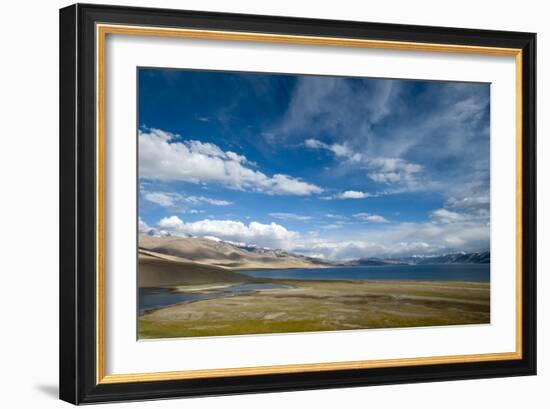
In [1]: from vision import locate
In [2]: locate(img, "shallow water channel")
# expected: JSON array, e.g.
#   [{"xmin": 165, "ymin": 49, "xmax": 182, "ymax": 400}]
[{"xmin": 139, "ymin": 282, "xmax": 287, "ymax": 314}]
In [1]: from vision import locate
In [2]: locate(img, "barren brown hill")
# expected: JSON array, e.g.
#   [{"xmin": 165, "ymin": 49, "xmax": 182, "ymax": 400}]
[
  {"xmin": 138, "ymin": 235, "xmax": 327, "ymax": 271},
  {"xmin": 138, "ymin": 249, "xmax": 250, "ymax": 288}
]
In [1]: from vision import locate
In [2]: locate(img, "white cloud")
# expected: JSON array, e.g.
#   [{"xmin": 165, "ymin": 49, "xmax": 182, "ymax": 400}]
[
  {"xmin": 305, "ymin": 138, "xmax": 362, "ymax": 162},
  {"xmin": 325, "ymin": 213, "xmax": 348, "ymax": 220},
  {"xmin": 353, "ymin": 213, "xmax": 389, "ymax": 223},
  {"xmin": 319, "ymin": 224, "xmax": 343, "ymax": 230},
  {"xmin": 143, "ymin": 190, "xmax": 232, "ymax": 209},
  {"xmin": 367, "ymin": 158, "xmax": 422, "ymax": 188},
  {"xmin": 156, "ymin": 216, "xmax": 298, "ymax": 250},
  {"xmin": 138, "ymin": 217, "xmax": 154, "ymax": 235},
  {"xmin": 293, "ymin": 219, "xmax": 489, "ymax": 260},
  {"xmin": 304, "ymin": 138, "xmax": 325, "ymax": 150},
  {"xmin": 143, "ymin": 214, "xmax": 488, "ymax": 260},
  {"xmin": 275, "ymin": 77, "xmax": 395, "ymax": 141},
  {"xmin": 278, "ymin": 78, "xmax": 489, "ymax": 199},
  {"xmin": 430, "ymin": 208, "xmax": 465, "ymax": 223},
  {"xmin": 305, "ymin": 138, "xmax": 423, "ymax": 192},
  {"xmin": 430, "ymin": 203, "xmax": 489, "ymax": 225},
  {"xmin": 269, "ymin": 174, "xmax": 322, "ymax": 196},
  {"xmin": 446, "ymin": 195, "xmax": 490, "ymax": 210},
  {"xmin": 336, "ymin": 190, "xmax": 373, "ymax": 199},
  {"xmin": 143, "ymin": 192, "xmax": 177, "ymax": 207},
  {"xmin": 294, "ymin": 239, "xmax": 439, "ymax": 261},
  {"xmin": 269, "ymin": 212, "xmax": 312, "ymax": 221},
  {"xmin": 185, "ymin": 196, "xmax": 232, "ymax": 206},
  {"xmin": 139, "ymin": 128, "xmax": 323, "ymax": 196}
]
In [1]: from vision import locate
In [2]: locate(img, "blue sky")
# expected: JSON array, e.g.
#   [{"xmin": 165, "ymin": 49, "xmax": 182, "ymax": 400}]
[{"xmin": 138, "ymin": 68, "xmax": 490, "ymax": 260}]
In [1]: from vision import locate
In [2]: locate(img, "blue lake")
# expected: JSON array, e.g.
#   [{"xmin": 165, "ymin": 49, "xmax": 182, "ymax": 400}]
[
  {"xmin": 241, "ymin": 263, "xmax": 490, "ymax": 282},
  {"xmin": 139, "ymin": 264, "xmax": 489, "ymax": 314}
]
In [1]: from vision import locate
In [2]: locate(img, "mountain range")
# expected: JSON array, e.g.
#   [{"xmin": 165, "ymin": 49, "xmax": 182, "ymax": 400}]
[
  {"xmin": 351, "ymin": 251, "xmax": 490, "ymax": 266},
  {"xmin": 138, "ymin": 235, "xmax": 325, "ymax": 287},
  {"xmin": 138, "ymin": 235, "xmax": 490, "ymax": 287}
]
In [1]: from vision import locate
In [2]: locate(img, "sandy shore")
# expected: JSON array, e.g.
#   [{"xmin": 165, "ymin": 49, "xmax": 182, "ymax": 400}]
[{"xmin": 138, "ymin": 279, "xmax": 490, "ymax": 339}]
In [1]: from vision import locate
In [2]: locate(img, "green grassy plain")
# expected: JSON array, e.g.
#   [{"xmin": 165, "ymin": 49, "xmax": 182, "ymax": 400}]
[{"xmin": 138, "ymin": 280, "xmax": 490, "ymax": 339}]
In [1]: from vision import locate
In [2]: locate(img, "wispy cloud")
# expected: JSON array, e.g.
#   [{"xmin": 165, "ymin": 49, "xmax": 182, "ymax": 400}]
[
  {"xmin": 143, "ymin": 190, "xmax": 232, "ymax": 210},
  {"xmin": 445, "ymin": 195, "xmax": 490, "ymax": 211},
  {"xmin": 353, "ymin": 213, "xmax": 389, "ymax": 223},
  {"xmin": 272, "ymin": 77, "xmax": 489, "ymax": 199},
  {"xmin": 269, "ymin": 212, "xmax": 313, "ymax": 221},
  {"xmin": 367, "ymin": 158, "xmax": 422, "ymax": 188},
  {"xmin": 319, "ymin": 224, "xmax": 344, "ymax": 230},
  {"xmin": 185, "ymin": 196, "xmax": 233, "ymax": 206},
  {"xmin": 304, "ymin": 138, "xmax": 362, "ymax": 162},
  {"xmin": 143, "ymin": 192, "xmax": 178, "ymax": 207},
  {"xmin": 274, "ymin": 77, "xmax": 396, "ymax": 140},
  {"xmin": 325, "ymin": 214, "xmax": 348, "ymax": 220},
  {"xmin": 430, "ymin": 208, "xmax": 465, "ymax": 224},
  {"xmin": 305, "ymin": 138, "xmax": 424, "ymax": 193},
  {"xmin": 431, "ymin": 193, "xmax": 490, "ymax": 226}
]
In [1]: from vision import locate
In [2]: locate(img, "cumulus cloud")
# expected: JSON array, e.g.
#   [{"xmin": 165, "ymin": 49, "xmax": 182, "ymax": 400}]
[
  {"xmin": 294, "ymin": 239, "xmax": 437, "ymax": 261},
  {"xmin": 294, "ymin": 219, "xmax": 489, "ymax": 260},
  {"xmin": 139, "ymin": 128, "xmax": 323, "ymax": 196},
  {"xmin": 353, "ymin": 213, "xmax": 389, "ymax": 223},
  {"xmin": 142, "ymin": 213, "xmax": 488, "ymax": 260},
  {"xmin": 335, "ymin": 190, "xmax": 373, "ymax": 199},
  {"xmin": 156, "ymin": 216, "xmax": 298, "ymax": 250}
]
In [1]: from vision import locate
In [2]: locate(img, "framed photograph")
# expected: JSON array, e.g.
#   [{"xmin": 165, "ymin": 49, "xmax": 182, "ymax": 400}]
[{"xmin": 59, "ymin": 3, "xmax": 536, "ymax": 404}]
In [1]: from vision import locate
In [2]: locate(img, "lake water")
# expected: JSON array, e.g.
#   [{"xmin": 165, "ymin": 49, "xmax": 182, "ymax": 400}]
[
  {"xmin": 139, "ymin": 283, "xmax": 287, "ymax": 314},
  {"xmin": 139, "ymin": 264, "xmax": 489, "ymax": 314},
  {"xmin": 242, "ymin": 263, "xmax": 490, "ymax": 282}
]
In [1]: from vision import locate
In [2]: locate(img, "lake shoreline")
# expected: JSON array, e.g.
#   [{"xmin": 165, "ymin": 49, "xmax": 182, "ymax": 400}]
[
  {"xmin": 240, "ymin": 263, "xmax": 490, "ymax": 283},
  {"xmin": 139, "ymin": 276, "xmax": 490, "ymax": 315}
]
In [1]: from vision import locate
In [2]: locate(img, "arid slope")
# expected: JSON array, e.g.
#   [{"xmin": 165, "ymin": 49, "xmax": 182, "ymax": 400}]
[
  {"xmin": 139, "ymin": 235, "xmax": 327, "ymax": 271},
  {"xmin": 138, "ymin": 249, "xmax": 251, "ymax": 288}
]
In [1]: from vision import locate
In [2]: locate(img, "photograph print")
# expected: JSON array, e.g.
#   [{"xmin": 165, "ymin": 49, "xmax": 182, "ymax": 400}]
[{"xmin": 137, "ymin": 68, "xmax": 490, "ymax": 339}]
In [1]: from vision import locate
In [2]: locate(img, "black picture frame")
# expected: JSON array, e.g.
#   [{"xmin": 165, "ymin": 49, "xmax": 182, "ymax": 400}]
[{"xmin": 60, "ymin": 3, "xmax": 536, "ymax": 404}]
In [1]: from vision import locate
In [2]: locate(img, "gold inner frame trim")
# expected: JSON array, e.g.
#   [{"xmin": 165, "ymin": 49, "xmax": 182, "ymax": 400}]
[{"xmin": 95, "ymin": 23, "xmax": 523, "ymax": 385}]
